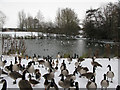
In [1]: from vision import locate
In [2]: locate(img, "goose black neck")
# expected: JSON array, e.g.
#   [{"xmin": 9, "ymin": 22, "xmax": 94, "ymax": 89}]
[
  {"xmin": 104, "ymin": 74, "xmax": 106, "ymax": 80},
  {"xmin": 22, "ymin": 71, "xmax": 26, "ymax": 80},
  {"xmin": 109, "ymin": 66, "xmax": 111, "ymax": 71},
  {"xmin": 93, "ymin": 76, "xmax": 95, "ymax": 82},
  {"xmin": 2, "ymin": 80, "xmax": 7, "ymax": 90},
  {"xmin": 93, "ymin": 66, "xmax": 96, "ymax": 73},
  {"xmin": 61, "ymin": 74, "xmax": 64, "ymax": 81},
  {"xmin": 75, "ymin": 82, "xmax": 79, "ymax": 90}
]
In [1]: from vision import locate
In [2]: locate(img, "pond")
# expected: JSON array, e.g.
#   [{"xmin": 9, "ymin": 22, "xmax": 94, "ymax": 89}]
[{"xmin": 24, "ymin": 38, "xmax": 119, "ymax": 58}]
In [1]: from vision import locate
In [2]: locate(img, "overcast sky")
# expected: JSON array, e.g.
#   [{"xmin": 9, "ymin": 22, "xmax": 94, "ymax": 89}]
[{"xmin": 0, "ymin": 0, "xmax": 118, "ymax": 28}]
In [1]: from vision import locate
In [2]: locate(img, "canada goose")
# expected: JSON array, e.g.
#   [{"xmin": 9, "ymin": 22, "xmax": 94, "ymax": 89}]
[
  {"xmin": 74, "ymin": 82, "xmax": 79, "ymax": 90},
  {"xmin": 67, "ymin": 57, "xmax": 72, "ymax": 64},
  {"xmin": 75, "ymin": 62, "xmax": 80, "ymax": 68},
  {"xmin": 47, "ymin": 78, "xmax": 59, "ymax": 90},
  {"xmin": 0, "ymin": 60, "xmax": 7, "ymax": 68},
  {"xmin": 4, "ymin": 61, "xmax": 13, "ymax": 72},
  {"xmin": 100, "ymin": 74, "xmax": 109, "ymax": 89},
  {"xmin": 81, "ymin": 66, "xmax": 96, "ymax": 80},
  {"xmin": 43, "ymin": 71, "xmax": 54, "ymax": 80},
  {"xmin": 106, "ymin": 65, "xmax": 114, "ymax": 83},
  {"xmin": 35, "ymin": 69, "xmax": 41, "ymax": 81},
  {"xmin": 0, "ymin": 68, "xmax": 8, "ymax": 77},
  {"xmin": 116, "ymin": 85, "xmax": 120, "ymax": 90},
  {"xmin": 15, "ymin": 56, "xmax": 18, "ymax": 64},
  {"xmin": 44, "ymin": 79, "xmax": 50, "ymax": 89},
  {"xmin": 9, "ymin": 69, "xmax": 22, "ymax": 84},
  {"xmin": 26, "ymin": 61, "xmax": 35, "ymax": 75},
  {"xmin": 18, "ymin": 70, "xmax": 33, "ymax": 90},
  {"xmin": 86, "ymin": 76, "xmax": 97, "ymax": 90},
  {"xmin": 77, "ymin": 65, "xmax": 89, "ymax": 77},
  {"xmin": 66, "ymin": 71, "xmax": 76, "ymax": 81},
  {"xmin": 28, "ymin": 74, "xmax": 40, "ymax": 87},
  {"xmin": 37, "ymin": 60, "xmax": 45, "ymax": 68},
  {"xmin": 13, "ymin": 64, "xmax": 20, "ymax": 72},
  {"xmin": 61, "ymin": 68, "xmax": 69, "ymax": 76},
  {"xmin": 0, "ymin": 79, "xmax": 7, "ymax": 90},
  {"xmin": 78, "ymin": 57, "xmax": 85, "ymax": 63},
  {"xmin": 91, "ymin": 58, "xmax": 102, "ymax": 68}
]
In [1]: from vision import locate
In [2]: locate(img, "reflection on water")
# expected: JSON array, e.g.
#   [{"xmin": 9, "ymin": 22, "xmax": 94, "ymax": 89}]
[{"xmin": 24, "ymin": 39, "xmax": 119, "ymax": 58}]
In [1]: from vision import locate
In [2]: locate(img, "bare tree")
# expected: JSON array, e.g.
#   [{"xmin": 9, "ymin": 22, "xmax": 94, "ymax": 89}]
[{"xmin": 18, "ymin": 10, "xmax": 26, "ymax": 30}]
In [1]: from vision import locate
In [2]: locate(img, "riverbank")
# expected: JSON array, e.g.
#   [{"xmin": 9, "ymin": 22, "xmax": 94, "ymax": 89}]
[{"xmin": 0, "ymin": 55, "xmax": 119, "ymax": 89}]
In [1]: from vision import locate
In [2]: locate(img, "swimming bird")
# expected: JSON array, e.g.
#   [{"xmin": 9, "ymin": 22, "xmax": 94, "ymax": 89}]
[
  {"xmin": 18, "ymin": 70, "xmax": 33, "ymax": 90},
  {"xmin": 100, "ymin": 74, "xmax": 109, "ymax": 89},
  {"xmin": 106, "ymin": 65, "xmax": 114, "ymax": 83}
]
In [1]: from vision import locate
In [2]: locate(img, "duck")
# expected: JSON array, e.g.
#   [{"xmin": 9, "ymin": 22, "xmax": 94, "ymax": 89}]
[
  {"xmin": 0, "ymin": 79, "xmax": 7, "ymax": 90},
  {"xmin": 28, "ymin": 74, "xmax": 40, "ymax": 87},
  {"xmin": 106, "ymin": 65, "xmax": 114, "ymax": 83},
  {"xmin": 18, "ymin": 70, "xmax": 33, "ymax": 90},
  {"xmin": 100, "ymin": 74, "xmax": 109, "ymax": 89},
  {"xmin": 47, "ymin": 78, "xmax": 59, "ymax": 90},
  {"xmin": 91, "ymin": 57, "xmax": 102, "ymax": 68},
  {"xmin": 86, "ymin": 76, "xmax": 97, "ymax": 90}
]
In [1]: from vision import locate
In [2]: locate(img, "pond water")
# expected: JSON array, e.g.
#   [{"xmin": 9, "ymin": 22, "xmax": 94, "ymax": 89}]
[{"xmin": 24, "ymin": 38, "xmax": 119, "ymax": 58}]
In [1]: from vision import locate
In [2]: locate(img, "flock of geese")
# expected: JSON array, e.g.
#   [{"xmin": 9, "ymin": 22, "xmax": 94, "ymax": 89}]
[{"xmin": 0, "ymin": 54, "xmax": 119, "ymax": 90}]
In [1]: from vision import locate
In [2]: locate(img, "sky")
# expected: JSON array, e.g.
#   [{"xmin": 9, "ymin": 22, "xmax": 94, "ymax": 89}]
[{"xmin": 0, "ymin": 0, "xmax": 118, "ymax": 28}]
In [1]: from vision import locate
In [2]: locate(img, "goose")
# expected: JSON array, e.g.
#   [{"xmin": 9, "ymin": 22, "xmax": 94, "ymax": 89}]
[
  {"xmin": 78, "ymin": 57, "xmax": 85, "ymax": 63},
  {"xmin": 86, "ymin": 76, "xmax": 97, "ymax": 90},
  {"xmin": 67, "ymin": 57, "xmax": 72, "ymax": 64},
  {"xmin": 91, "ymin": 57, "xmax": 102, "ymax": 68},
  {"xmin": 74, "ymin": 82, "xmax": 79, "ymax": 90},
  {"xmin": 75, "ymin": 62, "xmax": 80, "ymax": 68},
  {"xmin": 26, "ymin": 61, "xmax": 35, "ymax": 76},
  {"xmin": 58, "ymin": 74, "xmax": 70, "ymax": 89},
  {"xmin": 18, "ymin": 70, "xmax": 33, "ymax": 90},
  {"xmin": 116, "ymin": 85, "xmax": 120, "ymax": 90},
  {"xmin": 35, "ymin": 69, "xmax": 41, "ymax": 81},
  {"xmin": 0, "ymin": 68, "xmax": 8, "ymax": 79},
  {"xmin": 0, "ymin": 60, "xmax": 7, "ymax": 68},
  {"xmin": 0, "ymin": 79, "xmax": 7, "ymax": 90},
  {"xmin": 66, "ymin": 71, "xmax": 76, "ymax": 81},
  {"xmin": 106, "ymin": 65, "xmax": 114, "ymax": 83},
  {"xmin": 47, "ymin": 78, "xmax": 59, "ymax": 90},
  {"xmin": 37, "ymin": 60, "xmax": 45, "ymax": 68},
  {"xmin": 77, "ymin": 65, "xmax": 89, "ymax": 77},
  {"xmin": 13, "ymin": 64, "xmax": 20, "ymax": 72},
  {"xmin": 61, "ymin": 67, "xmax": 69, "ymax": 76},
  {"xmin": 100, "ymin": 74, "xmax": 109, "ymax": 89},
  {"xmin": 81, "ymin": 66, "xmax": 96, "ymax": 80},
  {"xmin": 58, "ymin": 75, "xmax": 74, "ymax": 90},
  {"xmin": 55, "ymin": 64, "xmax": 58, "ymax": 71},
  {"xmin": 28, "ymin": 74, "xmax": 40, "ymax": 87},
  {"xmin": 44, "ymin": 79, "xmax": 50, "ymax": 90},
  {"xmin": 9, "ymin": 68, "xmax": 22, "ymax": 84},
  {"xmin": 43, "ymin": 71, "xmax": 54, "ymax": 80}
]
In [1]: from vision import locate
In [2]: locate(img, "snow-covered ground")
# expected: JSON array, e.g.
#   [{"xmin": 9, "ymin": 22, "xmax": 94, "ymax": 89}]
[{"xmin": 0, "ymin": 55, "xmax": 119, "ymax": 89}]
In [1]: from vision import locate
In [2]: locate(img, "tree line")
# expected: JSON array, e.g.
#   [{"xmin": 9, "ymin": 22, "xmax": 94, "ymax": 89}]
[
  {"xmin": 83, "ymin": 2, "xmax": 120, "ymax": 41},
  {"xmin": 18, "ymin": 8, "xmax": 80, "ymax": 36},
  {"xmin": 0, "ymin": 2, "xmax": 120, "ymax": 39}
]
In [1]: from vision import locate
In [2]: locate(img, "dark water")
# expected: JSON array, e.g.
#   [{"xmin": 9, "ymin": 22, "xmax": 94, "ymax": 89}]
[{"xmin": 24, "ymin": 38, "xmax": 119, "ymax": 58}]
